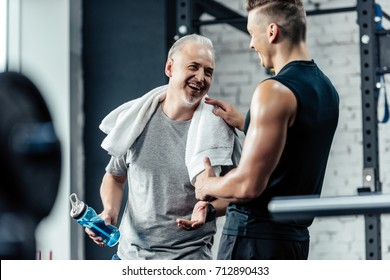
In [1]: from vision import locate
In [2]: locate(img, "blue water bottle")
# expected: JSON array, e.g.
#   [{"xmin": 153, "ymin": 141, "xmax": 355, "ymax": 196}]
[{"xmin": 69, "ymin": 193, "xmax": 120, "ymax": 247}]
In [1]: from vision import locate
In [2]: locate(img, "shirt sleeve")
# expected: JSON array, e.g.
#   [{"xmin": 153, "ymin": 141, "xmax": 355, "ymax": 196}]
[
  {"xmin": 221, "ymin": 133, "xmax": 242, "ymax": 176},
  {"xmin": 105, "ymin": 154, "xmax": 128, "ymax": 177}
]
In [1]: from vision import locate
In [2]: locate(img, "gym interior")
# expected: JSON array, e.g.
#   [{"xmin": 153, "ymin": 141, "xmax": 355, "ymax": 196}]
[{"xmin": 0, "ymin": 0, "xmax": 389, "ymax": 260}]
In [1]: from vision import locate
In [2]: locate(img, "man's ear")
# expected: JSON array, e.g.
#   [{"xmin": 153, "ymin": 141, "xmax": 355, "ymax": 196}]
[
  {"xmin": 165, "ymin": 58, "xmax": 173, "ymax": 77},
  {"xmin": 268, "ymin": 23, "xmax": 279, "ymax": 43}
]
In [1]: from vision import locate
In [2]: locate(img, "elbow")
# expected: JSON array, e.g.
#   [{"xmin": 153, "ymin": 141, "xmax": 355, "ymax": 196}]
[
  {"xmin": 226, "ymin": 170, "xmax": 268, "ymax": 202},
  {"xmin": 240, "ymin": 190, "xmax": 260, "ymax": 201},
  {"xmin": 235, "ymin": 182, "xmax": 265, "ymax": 202}
]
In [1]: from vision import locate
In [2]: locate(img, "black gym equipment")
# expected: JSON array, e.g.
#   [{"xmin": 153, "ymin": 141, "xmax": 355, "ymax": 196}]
[{"xmin": 0, "ymin": 71, "xmax": 61, "ymax": 259}]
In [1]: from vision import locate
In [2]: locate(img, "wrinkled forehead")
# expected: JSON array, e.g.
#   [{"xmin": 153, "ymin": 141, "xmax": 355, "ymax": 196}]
[{"xmin": 174, "ymin": 43, "xmax": 215, "ymax": 66}]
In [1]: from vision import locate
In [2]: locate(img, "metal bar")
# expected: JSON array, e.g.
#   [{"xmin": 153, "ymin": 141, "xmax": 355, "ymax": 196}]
[
  {"xmin": 357, "ymin": 1, "xmax": 382, "ymax": 196},
  {"xmin": 175, "ymin": 0, "xmax": 196, "ymax": 38},
  {"xmin": 376, "ymin": 29, "xmax": 390, "ymax": 35},
  {"xmin": 306, "ymin": 6, "xmax": 356, "ymax": 16},
  {"xmin": 383, "ymin": 11, "xmax": 390, "ymax": 22},
  {"xmin": 194, "ymin": 0, "xmax": 247, "ymax": 34},
  {"xmin": 376, "ymin": 69, "xmax": 390, "ymax": 74},
  {"xmin": 357, "ymin": 0, "xmax": 382, "ymax": 260},
  {"xmin": 268, "ymin": 193, "xmax": 390, "ymax": 220},
  {"xmin": 268, "ymin": 192, "xmax": 387, "ymax": 260},
  {"xmin": 70, "ymin": 0, "xmax": 84, "ymax": 260},
  {"xmin": 194, "ymin": 17, "xmax": 247, "ymax": 27},
  {"xmin": 364, "ymin": 214, "xmax": 381, "ymax": 259},
  {"xmin": 268, "ymin": 191, "xmax": 384, "ymax": 259},
  {"xmin": 377, "ymin": 30, "xmax": 390, "ymax": 73}
]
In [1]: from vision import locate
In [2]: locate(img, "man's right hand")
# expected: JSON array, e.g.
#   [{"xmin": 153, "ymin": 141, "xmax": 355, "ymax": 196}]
[
  {"xmin": 205, "ymin": 97, "xmax": 245, "ymax": 131},
  {"xmin": 85, "ymin": 227, "xmax": 105, "ymax": 247},
  {"xmin": 85, "ymin": 210, "xmax": 116, "ymax": 247}
]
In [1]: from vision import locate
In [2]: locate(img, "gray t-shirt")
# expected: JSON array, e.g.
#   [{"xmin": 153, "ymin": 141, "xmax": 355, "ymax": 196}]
[{"xmin": 106, "ymin": 104, "xmax": 217, "ymax": 259}]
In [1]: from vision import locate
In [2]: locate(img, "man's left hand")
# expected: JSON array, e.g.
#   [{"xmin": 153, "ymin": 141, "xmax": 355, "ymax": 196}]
[{"xmin": 176, "ymin": 201, "xmax": 209, "ymax": 231}]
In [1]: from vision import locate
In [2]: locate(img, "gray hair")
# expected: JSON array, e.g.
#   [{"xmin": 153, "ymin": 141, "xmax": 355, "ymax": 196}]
[{"xmin": 167, "ymin": 34, "xmax": 215, "ymax": 60}]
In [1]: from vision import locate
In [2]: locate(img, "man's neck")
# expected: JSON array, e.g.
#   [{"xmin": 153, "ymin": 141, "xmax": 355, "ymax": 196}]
[
  {"xmin": 273, "ymin": 42, "xmax": 311, "ymax": 74},
  {"xmin": 161, "ymin": 94, "xmax": 198, "ymax": 121}
]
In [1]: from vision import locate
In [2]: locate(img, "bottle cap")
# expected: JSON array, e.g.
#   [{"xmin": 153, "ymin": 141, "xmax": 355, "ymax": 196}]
[{"xmin": 69, "ymin": 193, "xmax": 87, "ymax": 219}]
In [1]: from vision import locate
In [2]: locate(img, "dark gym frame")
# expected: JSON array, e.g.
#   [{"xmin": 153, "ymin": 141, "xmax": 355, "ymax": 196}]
[{"xmin": 171, "ymin": 0, "xmax": 390, "ymax": 260}]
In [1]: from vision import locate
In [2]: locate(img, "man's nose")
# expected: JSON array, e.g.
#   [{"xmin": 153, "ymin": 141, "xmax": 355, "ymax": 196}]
[
  {"xmin": 249, "ymin": 36, "xmax": 256, "ymax": 49},
  {"xmin": 194, "ymin": 69, "xmax": 205, "ymax": 81}
]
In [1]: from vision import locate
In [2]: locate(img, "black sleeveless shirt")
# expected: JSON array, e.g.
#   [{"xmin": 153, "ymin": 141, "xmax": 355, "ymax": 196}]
[{"xmin": 224, "ymin": 60, "xmax": 339, "ymax": 241}]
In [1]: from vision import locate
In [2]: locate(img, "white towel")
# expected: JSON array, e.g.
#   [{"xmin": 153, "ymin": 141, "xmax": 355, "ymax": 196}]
[
  {"xmin": 100, "ymin": 84, "xmax": 234, "ymax": 185},
  {"xmin": 100, "ymin": 85, "xmax": 167, "ymax": 157}
]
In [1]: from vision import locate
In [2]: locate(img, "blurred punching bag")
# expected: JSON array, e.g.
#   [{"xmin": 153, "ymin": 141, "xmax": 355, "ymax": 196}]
[{"xmin": 0, "ymin": 71, "xmax": 61, "ymax": 259}]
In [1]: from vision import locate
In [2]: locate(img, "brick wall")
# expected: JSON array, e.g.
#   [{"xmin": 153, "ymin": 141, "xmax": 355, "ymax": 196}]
[{"xmin": 201, "ymin": 0, "xmax": 390, "ymax": 259}]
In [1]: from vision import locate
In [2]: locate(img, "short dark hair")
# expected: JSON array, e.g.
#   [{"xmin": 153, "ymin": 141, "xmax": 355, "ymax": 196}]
[{"xmin": 246, "ymin": 0, "xmax": 307, "ymax": 44}]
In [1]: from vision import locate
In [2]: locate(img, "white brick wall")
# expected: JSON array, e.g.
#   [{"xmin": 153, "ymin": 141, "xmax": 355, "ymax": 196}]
[{"xmin": 201, "ymin": 0, "xmax": 390, "ymax": 259}]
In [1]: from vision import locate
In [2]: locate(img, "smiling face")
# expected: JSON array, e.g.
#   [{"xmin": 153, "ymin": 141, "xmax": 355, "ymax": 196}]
[
  {"xmin": 166, "ymin": 43, "xmax": 214, "ymax": 107},
  {"xmin": 247, "ymin": 8, "xmax": 272, "ymax": 69}
]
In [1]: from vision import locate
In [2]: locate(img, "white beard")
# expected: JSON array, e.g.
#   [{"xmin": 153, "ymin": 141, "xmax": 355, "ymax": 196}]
[{"xmin": 181, "ymin": 93, "xmax": 203, "ymax": 107}]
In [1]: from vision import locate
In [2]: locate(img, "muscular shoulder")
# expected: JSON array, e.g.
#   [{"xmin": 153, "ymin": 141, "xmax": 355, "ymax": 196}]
[{"xmin": 251, "ymin": 79, "xmax": 297, "ymax": 127}]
